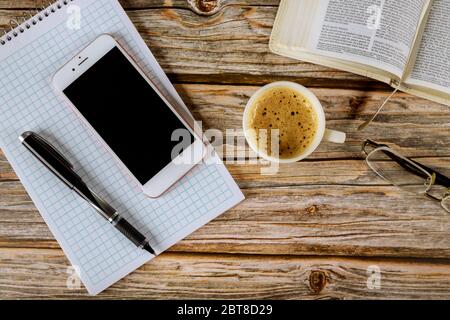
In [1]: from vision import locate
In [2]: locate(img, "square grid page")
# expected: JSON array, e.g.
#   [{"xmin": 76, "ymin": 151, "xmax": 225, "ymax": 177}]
[{"xmin": 0, "ymin": 0, "xmax": 244, "ymax": 294}]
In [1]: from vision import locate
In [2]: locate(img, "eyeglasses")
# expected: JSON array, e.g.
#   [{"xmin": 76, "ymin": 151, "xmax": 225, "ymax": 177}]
[{"xmin": 361, "ymin": 140, "xmax": 450, "ymax": 213}]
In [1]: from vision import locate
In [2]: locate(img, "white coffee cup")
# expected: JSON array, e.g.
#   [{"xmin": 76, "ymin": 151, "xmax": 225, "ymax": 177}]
[{"xmin": 243, "ymin": 81, "xmax": 346, "ymax": 163}]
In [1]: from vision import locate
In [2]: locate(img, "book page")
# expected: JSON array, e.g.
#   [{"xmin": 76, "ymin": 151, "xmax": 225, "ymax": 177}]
[
  {"xmin": 405, "ymin": 0, "xmax": 450, "ymax": 94},
  {"xmin": 308, "ymin": 0, "xmax": 428, "ymax": 78}
]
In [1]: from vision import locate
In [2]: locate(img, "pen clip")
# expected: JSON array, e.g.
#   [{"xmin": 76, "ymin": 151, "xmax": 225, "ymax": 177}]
[{"xmin": 23, "ymin": 131, "xmax": 74, "ymax": 169}]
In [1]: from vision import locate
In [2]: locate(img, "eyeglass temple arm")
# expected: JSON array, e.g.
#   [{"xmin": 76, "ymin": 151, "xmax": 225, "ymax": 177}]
[
  {"xmin": 389, "ymin": 153, "xmax": 429, "ymax": 179},
  {"xmin": 363, "ymin": 140, "xmax": 450, "ymax": 188},
  {"xmin": 410, "ymin": 159, "xmax": 450, "ymax": 188},
  {"xmin": 387, "ymin": 152, "xmax": 450, "ymax": 187}
]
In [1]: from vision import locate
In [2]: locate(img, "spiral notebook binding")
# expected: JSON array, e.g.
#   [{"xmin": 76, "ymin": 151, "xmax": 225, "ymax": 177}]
[{"xmin": 0, "ymin": 0, "xmax": 74, "ymax": 46}]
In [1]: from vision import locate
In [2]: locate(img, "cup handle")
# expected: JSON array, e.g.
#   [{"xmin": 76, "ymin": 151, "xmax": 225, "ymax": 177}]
[{"xmin": 324, "ymin": 129, "xmax": 346, "ymax": 144}]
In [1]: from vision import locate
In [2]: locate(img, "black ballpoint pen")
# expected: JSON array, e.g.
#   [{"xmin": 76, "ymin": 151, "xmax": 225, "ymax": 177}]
[{"xmin": 19, "ymin": 131, "xmax": 155, "ymax": 255}]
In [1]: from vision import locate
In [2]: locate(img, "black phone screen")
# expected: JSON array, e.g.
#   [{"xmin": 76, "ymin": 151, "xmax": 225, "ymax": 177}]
[{"xmin": 63, "ymin": 46, "xmax": 194, "ymax": 184}]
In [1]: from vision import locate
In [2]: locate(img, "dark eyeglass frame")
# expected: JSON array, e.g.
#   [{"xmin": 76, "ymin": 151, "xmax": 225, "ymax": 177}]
[{"xmin": 361, "ymin": 140, "xmax": 450, "ymax": 208}]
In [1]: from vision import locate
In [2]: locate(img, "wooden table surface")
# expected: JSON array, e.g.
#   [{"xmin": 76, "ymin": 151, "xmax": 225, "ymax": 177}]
[{"xmin": 1, "ymin": 0, "xmax": 450, "ymax": 299}]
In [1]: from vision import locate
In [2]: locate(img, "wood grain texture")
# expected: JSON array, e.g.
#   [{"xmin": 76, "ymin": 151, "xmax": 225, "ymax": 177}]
[
  {"xmin": 1, "ymin": 249, "xmax": 450, "ymax": 299},
  {"xmin": 2, "ymin": 180, "xmax": 450, "ymax": 258},
  {"xmin": 0, "ymin": 0, "xmax": 378, "ymax": 86},
  {"xmin": 0, "ymin": 0, "xmax": 281, "ymax": 10},
  {"xmin": 1, "ymin": 0, "xmax": 449, "ymax": 299},
  {"xmin": 1, "ymin": 86, "xmax": 449, "ymax": 259},
  {"xmin": 177, "ymin": 85, "xmax": 450, "ymax": 159}
]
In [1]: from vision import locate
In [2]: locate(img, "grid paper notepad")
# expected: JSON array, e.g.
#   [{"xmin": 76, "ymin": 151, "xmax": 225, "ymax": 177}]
[{"xmin": 0, "ymin": 0, "xmax": 244, "ymax": 295}]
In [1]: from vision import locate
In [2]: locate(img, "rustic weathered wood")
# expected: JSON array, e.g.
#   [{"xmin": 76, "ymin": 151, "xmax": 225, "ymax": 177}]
[
  {"xmin": 1, "ymin": 85, "xmax": 449, "ymax": 259},
  {"xmin": 0, "ymin": 2, "xmax": 379, "ymax": 86},
  {"xmin": 1, "ymin": 0, "xmax": 450, "ymax": 299},
  {"xmin": 1, "ymin": 85, "xmax": 449, "ymax": 170},
  {"xmin": 0, "ymin": 0, "xmax": 280, "ymax": 10},
  {"xmin": 2, "ymin": 86, "xmax": 448, "ymax": 161},
  {"xmin": 1, "ymin": 248, "xmax": 450, "ymax": 299},
  {"xmin": 3, "ymin": 153, "xmax": 449, "ymax": 188},
  {"xmin": 176, "ymin": 85, "xmax": 450, "ymax": 159},
  {"xmin": 2, "ymin": 180, "xmax": 450, "ymax": 258}
]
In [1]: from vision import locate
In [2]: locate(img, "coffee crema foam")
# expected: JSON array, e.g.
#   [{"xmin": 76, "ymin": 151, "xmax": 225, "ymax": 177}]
[{"xmin": 246, "ymin": 87, "xmax": 319, "ymax": 160}]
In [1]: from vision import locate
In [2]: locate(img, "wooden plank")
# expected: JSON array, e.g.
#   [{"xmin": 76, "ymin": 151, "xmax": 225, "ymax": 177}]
[
  {"xmin": 1, "ymin": 248, "xmax": 449, "ymax": 299},
  {"xmin": 174, "ymin": 186, "xmax": 450, "ymax": 257},
  {"xmin": 2, "ymin": 154, "xmax": 449, "ymax": 188},
  {"xmin": 129, "ymin": 6, "xmax": 375, "ymax": 86},
  {"xmin": 2, "ymin": 181, "xmax": 450, "ymax": 258},
  {"xmin": 0, "ymin": 0, "xmax": 280, "ymax": 10},
  {"xmin": 177, "ymin": 85, "xmax": 450, "ymax": 159},
  {"xmin": 0, "ymin": 3, "xmax": 379, "ymax": 86}
]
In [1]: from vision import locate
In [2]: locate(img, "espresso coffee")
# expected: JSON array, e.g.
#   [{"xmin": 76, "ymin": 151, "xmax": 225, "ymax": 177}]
[{"xmin": 246, "ymin": 86, "xmax": 318, "ymax": 160}]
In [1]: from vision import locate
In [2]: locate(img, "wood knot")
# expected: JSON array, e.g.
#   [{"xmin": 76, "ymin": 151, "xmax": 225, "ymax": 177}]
[
  {"xmin": 188, "ymin": 0, "xmax": 222, "ymax": 16},
  {"xmin": 309, "ymin": 271, "xmax": 327, "ymax": 294},
  {"xmin": 306, "ymin": 205, "xmax": 318, "ymax": 215},
  {"xmin": 349, "ymin": 96, "xmax": 363, "ymax": 110}
]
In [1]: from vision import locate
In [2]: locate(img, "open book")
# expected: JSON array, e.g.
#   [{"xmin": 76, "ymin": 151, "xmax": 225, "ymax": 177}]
[{"xmin": 270, "ymin": 0, "xmax": 450, "ymax": 107}]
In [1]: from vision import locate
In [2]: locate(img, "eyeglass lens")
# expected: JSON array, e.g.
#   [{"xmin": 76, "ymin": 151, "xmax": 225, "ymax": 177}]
[{"xmin": 366, "ymin": 148, "xmax": 433, "ymax": 195}]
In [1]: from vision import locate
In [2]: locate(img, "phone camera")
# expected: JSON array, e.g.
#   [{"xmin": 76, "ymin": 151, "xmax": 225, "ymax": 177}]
[{"xmin": 72, "ymin": 68, "xmax": 75, "ymax": 72}]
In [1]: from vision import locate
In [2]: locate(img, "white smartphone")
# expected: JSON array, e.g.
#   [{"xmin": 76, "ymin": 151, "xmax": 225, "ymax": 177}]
[{"xmin": 52, "ymin": 34, "xmax": 205, "ymax": 198}]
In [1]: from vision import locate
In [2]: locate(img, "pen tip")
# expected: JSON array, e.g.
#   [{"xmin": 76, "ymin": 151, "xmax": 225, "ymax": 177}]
[{"xmin": 143, "ymin": 243, "xmax": 156, "ymax": 255}]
